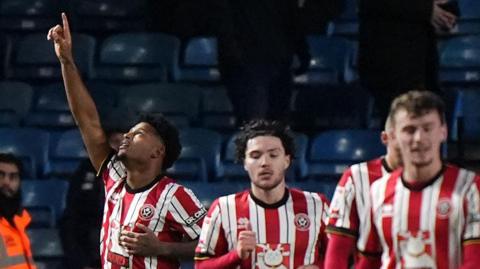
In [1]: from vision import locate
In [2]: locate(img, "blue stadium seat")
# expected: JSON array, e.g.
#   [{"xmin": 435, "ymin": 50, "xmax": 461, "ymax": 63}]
[
  {"xmin": 329, "ymin": 21, "xmax": 358, "ymax": 38},
  {"xmin": 168, "ymin": 128, "xmax": 222, "ymax": 181},
  {"xmin": 460, "ymin": 0, "xmax": 480, "ymax": 20},
  {"xmin": 27, "ymin": 228, "xmax": 64, "ymax": 258},
  {"xmin": 294, "ymin": 36, "xmax": 351, "ymax": 85},
  {"xmin": 292, "ymin": 86, "xmax": 373, "ymax": 130},
  {"xmin": 450, "ymin": 89, "xmax": 480, "ymax": 141},
  {"xmin": 339, "ymin": 0, "xmax": 357, "ymax": 20},
  {"xmin": 179, "ymin": 37, "xmax": 220, "ymax": 82},
  {"xmin": 184, "ymin": 181, "xmax": 249, "ymax": 208},
  {"xmin": 118, "ymin": 83, "xmax": 201, "ymax": 127},
  {"xmin": 9, "ymin": 33, "xmax": 95, "ymax": 81},
  {"xmin": 440, "ymin": 36, "xmax": 480, "ymax": 85},
  {"xmin": 0, "ymin": 81, "xmax": 33, "ymax": 126},
  {"xmin": 0, "ymin": 0, "xmax": 60, "ymax": 31},
  {"xmin": 22, "ymin": 180, "xmax": 69, "ymax": 221},
  {"xmin": 46, "ymin": 129, "xmax": 87, "ymax": 178},
  {"xmin": 307, "ymin": 129, "xmax": 385, "ymax": 179},
  {"xmin": 288, "ymin": 180, "xmax": 337, "ymax": 200},
  {"xmin": 24, "ymin": 83, "xmax": 75, "ymax": 129},
  {"xmin": 71, "ymin": 0, "xmax": 147, "ymax": 32},
  {"xmin": 200, "ymin": 87, "xmax": 236, "ymax": 131},
  {"xmin": 96, "ymin": 33, "xmax": 180, "ymax": 82},
  {"xmin": 0, "ymin": 128, "xmax": 50, "ymax": 178}
]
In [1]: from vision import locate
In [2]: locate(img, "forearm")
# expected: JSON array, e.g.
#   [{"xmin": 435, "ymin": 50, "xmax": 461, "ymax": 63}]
[
  {"xmin": 156, "ymin": 239, "xmax": 198, "ymax": 260},
  {"xmin": 195, "ymin": 250, "xmax": 241, "ymax": 269},
  {"xmin": 324, "ymin": 234, "xmax": 356, "ymax": 269}
]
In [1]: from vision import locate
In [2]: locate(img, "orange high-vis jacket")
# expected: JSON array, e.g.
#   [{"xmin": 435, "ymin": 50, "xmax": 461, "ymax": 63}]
[{"xmin": 0, "ymin": 209, "xmax": 36, "ymax": 269}]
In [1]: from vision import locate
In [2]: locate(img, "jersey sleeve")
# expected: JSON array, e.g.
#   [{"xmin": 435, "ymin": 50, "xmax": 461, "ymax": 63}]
[
  {"xmin": 97, "ymin": 153, "xmax": 124, "ymax": 192},
  {"xmin": 195, "ymin": 198, "xmax": 241, "ymax": 268},
  {"xmin": 165, "ymin": 185, "xmax": 207, "ymax": 240},
  {"xmin": 327, "ymin": 168, "xmax": 359, "ymax": 238},
  {"xmin": 463, "ymin": 175, "xmax": 480, "ymax": 243}
]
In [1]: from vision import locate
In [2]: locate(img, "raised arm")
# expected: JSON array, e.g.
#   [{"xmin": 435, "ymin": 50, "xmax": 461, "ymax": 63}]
[{"xmin": 47, "ymin": 13, "xmax": 110, "ymax": 171}]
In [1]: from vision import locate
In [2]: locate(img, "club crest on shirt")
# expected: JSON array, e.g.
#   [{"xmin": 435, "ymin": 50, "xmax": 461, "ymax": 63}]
[
  {"xmin": 294, "ymin": 213, "xmax": 311, "ymax": 231},
  {"xmin": 255, "ymin": 243, "xmax": 290, "ymax": 269},
  {"xmin": 436, "ymin": 198, "xmax": 452, "ymax": 219},
  {"xmin": 138, "ymin": 204, "xmax": 155, "ymax": 221}
]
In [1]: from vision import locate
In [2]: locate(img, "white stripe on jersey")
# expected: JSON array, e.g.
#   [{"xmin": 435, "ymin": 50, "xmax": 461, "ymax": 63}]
[
  {"xmin": 150, "ymin": 183, "xmax": 179, "ymax": 232},
  {"xmin": 304, "ymin": 192, "xmax": 323, "ymax": 265},
  {"xmin": 370, "ymin": 173, "xmax": 389, "ymax": 268},
  {"xmin": 421, "ymin": 177, "xmax": 441, "ymax": 263},
  {"xmin": 220, "ymin": 194, "xmax": 237, "ymax": 250},
  {"xmin": 353, "ymin": 162, "xmax": 376, "ymax": 250},
  {"xmin": 169, "ymin": 195, "xmax": 201, "ymax": 238}
]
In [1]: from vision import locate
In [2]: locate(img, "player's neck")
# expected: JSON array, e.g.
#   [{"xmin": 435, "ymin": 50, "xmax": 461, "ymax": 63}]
[
  {"xmin": 250, "ymin": 181, "xmax": 286, "ymax": 205},
  {"xmin": 384, "ymin": 153, "xmax": 399, "ymax": 171},
  {"xmin": 403, "ymin": 158, "xmax": 443, "ymax": 184},
  {"xmin": 125, "ymin": 163, "xmax": 163, "ymax": 190}
]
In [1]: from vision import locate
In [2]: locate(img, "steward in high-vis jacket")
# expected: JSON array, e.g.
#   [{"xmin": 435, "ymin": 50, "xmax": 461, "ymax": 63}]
[{"xmin": 0, "ymin": 153, "xmax": 36, "ymax": 269}]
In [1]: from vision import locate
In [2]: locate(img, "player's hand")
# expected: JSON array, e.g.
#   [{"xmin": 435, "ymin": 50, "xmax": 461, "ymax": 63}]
[
  {"xmin": 47, "ymin": 13, "xmax": 74, "ymax": 65},
  {"xmin": 431, "ymin": 1, "xmax": 457, "ymax": 32},
  {"xmin": 297, "ymin": 265, "xmax": 320, "ymax": 269},
  {"xmin": 236, "ymin": 221, "xmax": 256, "ymax": 260},
  {"xmin": 120, "ymin": 223, "xmax": 160, "ymax": 257}
]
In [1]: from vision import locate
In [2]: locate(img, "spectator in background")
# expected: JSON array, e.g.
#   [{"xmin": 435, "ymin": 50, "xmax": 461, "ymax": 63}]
[
  {"xmin": 324, "ymin": 117, "xmax": 402, "ymax": 269},
  {"xmin": 214, "ymin": 0, "xmax": 311, "ymax": 124},
  {"xmin": 60, "ymin": 114, "xmax": 131, "ymax": 269},
  {"xmin": 195, "ymin": 120, "xmax": 329, "ymax": 268},
  {"xmin": 358, "ymin": 0, "xmax": 457, "ymax": 124},
  {"xmin": 0, "ymin": 153, "xmax": 37, "ymax": 269}
]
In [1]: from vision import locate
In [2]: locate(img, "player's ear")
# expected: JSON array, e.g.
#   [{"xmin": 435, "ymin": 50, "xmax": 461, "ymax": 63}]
[{"xmin": 284, "ymin": 154, "xmax": 291, "ymax": 169}]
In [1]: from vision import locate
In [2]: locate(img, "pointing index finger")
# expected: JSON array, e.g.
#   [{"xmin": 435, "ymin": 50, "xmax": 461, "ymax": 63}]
[{"xmin": 61, "ymin": 12, "xmax": 71, "ymax": 41}]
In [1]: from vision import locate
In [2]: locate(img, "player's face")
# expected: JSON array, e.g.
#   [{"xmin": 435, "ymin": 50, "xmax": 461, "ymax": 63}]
[
  {"xmin": 244, "ymin": 136, "xmax": 290, "ymax": 191},
  {"xmin": 393, "ymin": 109, "xmax": 447, "ymax": 168},
  {"xmin": 108, "ymin": 132, "xmax": 124, "ymax": 151},
  {"xmin": 117, "ymin": 122, "xmax": 165, "ymax": 163},
  {"xmin": 0, "ymin": 162, "xmax": 21, "ymax": 198}
]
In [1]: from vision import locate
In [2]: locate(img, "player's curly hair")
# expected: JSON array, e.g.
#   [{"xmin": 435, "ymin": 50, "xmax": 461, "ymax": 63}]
[
  {"xmin": 234, "ymin": 119, "xmax": 295, "ymax": 163},
  {"xmin": 137, "ymin": 114, "xmax": 182, "ymax": 170}
]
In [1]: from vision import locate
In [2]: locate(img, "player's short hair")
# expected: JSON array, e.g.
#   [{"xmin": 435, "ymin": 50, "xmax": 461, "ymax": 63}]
[
  {"xmin": 0, "ymin": 153, "xmax": 23, "ymax": 178},
  {"xmin": 234, "ymin": 119, "xmax": 295, "ymax": 163},
  {"xmin": 388, "ymin": 90, "xmax": 446, "ymax": 126},
  {"xmin": 137, "ymin": 114, "xmax": 181, "ymax": 170}
]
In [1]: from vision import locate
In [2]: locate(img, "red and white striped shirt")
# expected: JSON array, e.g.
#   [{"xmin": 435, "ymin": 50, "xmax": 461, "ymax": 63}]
[
  {"xmin": 99, "ymin": 155, "xmax": 206, "ymax": 269},
  {"xmin": 327, "ymin": 157, "xmax": 392, "ymax": 250},
  {"xmin": 364, "ymin": 164, "xmax": 480, "ymax": 269},
  {"xmin": 195, "ymin": 188, "xmax": 329, "ymax": 268}
]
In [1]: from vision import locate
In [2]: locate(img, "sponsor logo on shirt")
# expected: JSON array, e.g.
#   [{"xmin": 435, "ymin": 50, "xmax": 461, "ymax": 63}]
[{"xmin": 185, "ymin": 207, "xmax": 207, "ymax": 227}]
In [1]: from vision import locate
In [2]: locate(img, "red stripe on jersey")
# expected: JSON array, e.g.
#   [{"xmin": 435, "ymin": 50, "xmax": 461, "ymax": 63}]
[
  {"xmin": 291, "ymin": 189, "xmax": 310, "ymax": 268},
  {"xmin": 407, "ymin": 191, "xmax": 422, "ymax": 232},
  {"xmin": 382, "ymin": 171, "xmax": 400, "ymax": 252},
  {"xmin": 265, "ymin": 208, "xmax": 280, "ymax": 244},
  {"xmin": 435, "ymin": 166, "xmax": 459, "ymax": 269},
  {"xmin": 367, "ymin": 158, "xmax": 384, "ymax": 184}
]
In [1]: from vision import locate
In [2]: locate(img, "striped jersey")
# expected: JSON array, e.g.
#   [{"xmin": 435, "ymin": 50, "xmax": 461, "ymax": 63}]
[
  {"xmin": 195, "ymin": 188, "xmax": 329, "ymax": 268},
  {"xmin": 364, "ymin": 165, "xmax": 480, "ymax": 269},
  {"xmin": 327, "ymin": 157, "xmax": 392, "ymax": 250},
  {"xmin": 99, "ymin": 155, "xmax": 206, "ymax": 269}
]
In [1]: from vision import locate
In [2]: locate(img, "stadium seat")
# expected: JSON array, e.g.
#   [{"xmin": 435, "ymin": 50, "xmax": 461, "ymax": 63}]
[
  {"xmin": 184, "ymin": 181, "xmax": 249, "ymax": 208},
  {"xmin": 9, "ymin": 33, "xmax": 95, "ymax": 81},
  {"xmin": 118, "ymin": 83, "xmax": 201, "ymax": 127},
  {"xmin": 0, "ymin": 0, "xmax": 60, "ymax": 32},
  {"xmin": 96, "ymin": 33, "xmax": 180, "ymax": 82},
  {"xmin": 46, "ymin": 129, "xmax": 87, "ymax": 178},
  {"xmin": 440, "ymin": 36, "xmax": 480, "ymax": 85},
  {"xmin": 27, "ymin": 228, "xmax": 64, "ymax": 258},
  {"xmin": 200, "ymin": 87, "xmax": 236, "ymax": 131},
  {"xmin": 0, "ymin": 81, "xmax": 33, "ymax": 126},
  {"xmin": 460, "ymin": 0, "xmax": 480, "ymax": 20},
  {"xmin": 179, "ymin": 37, "xmax": 220, "ymax": 82},
  {"xmin": 22, "ymin": 179, "xmax": 69, "ymax": 221},
  {"xmin": 291, "ymin": 86, "xmax": 373, "ymax": 131},
  {"xmin": 24, "ymin": 83, "xmax": 75, "ymax": 129},
  {"xmin": 329, "ymin": 21, "xmax": 358, "ymax": 38},
  {"xmin": 288, "ymin": 180, "xmax": 337, "ymax": 200},
  {"xmin": 294, "ymin": 36, "xmax": 352, "ymax": 85},
  {"xmin": 168, "ymin": 128, "xmax": 222, "ymax": 181},
  {"xmin": 306, "ymin": 129, "xmax": 385, "ymax": 179},
  {"xmin": 71, "ymin": 0, "xmax": 147, "ymax": 33},
  {"xmin": 0, "ymin": 128, "xmax": 50, "ymax": 178}
]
